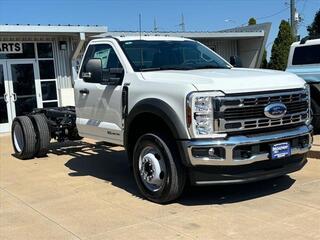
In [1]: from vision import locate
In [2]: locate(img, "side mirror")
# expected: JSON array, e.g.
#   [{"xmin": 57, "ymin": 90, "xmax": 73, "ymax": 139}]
[
  {"xmin": 82, "ymin": 59, "xmax": 102, "ymax": 83},
  {"xmin": 101, "ymin": 68, "xmax": 124, "ymax": 85},
  {"xmin": 230, "ymin": 56, "xmax": 243, "ymax": 68}
]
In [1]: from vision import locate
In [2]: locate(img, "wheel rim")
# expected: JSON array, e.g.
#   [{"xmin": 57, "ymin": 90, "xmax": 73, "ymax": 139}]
[
  {"xmin": 138, "ymin": 145, "xmax": 167, "ymax": 192},
  {"xmin": 13, "ymin": 123, "xmax": 24, "ymax": 153}
]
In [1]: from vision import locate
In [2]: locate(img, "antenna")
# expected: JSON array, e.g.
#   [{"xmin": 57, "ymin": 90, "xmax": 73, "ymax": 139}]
[
  {"xmin": 179, "ymin": 13, "xmax": 185, "ymax": 32},
  {"xmin": 153, "ymin": 17, "xmax": 158, "ymax": 32},
  {"xmin": 139, "ymin": 13, "xmax": 142, "ymax": 40}
]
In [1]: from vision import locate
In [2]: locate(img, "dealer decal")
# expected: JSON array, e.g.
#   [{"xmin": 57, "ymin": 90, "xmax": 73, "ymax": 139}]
[{"xmin": 0, "ymin": 42, "xmax": 23, "ymax": 54}]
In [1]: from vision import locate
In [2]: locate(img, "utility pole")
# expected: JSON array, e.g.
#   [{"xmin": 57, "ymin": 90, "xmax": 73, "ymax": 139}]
[
  {"xmin": 179, "ymin": 13, "xmax": 186, "ymax": 32},
  {"xmin": 290, "ymin": 0, "xmax": 298, "ymax": 40}
]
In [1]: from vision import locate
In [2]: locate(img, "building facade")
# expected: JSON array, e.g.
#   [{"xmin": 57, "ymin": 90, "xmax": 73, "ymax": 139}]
[
  {"xmin": 0, "ymin": 25, "xmax": 106, "ymax": 132},
  {"xmin": 0, "ymin": 23, "xmax": 270, "ymax": 133}
]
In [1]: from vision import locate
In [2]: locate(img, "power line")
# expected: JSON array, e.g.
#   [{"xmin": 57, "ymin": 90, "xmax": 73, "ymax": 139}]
[
  {"xmin": 238, "ymin": 3, "xmax": 292, "ymax": 26},
  {"xmin": 241, "ymin": 0, "xmax": 304, "ymax": 24},
  {"xmin": 256, "ymin": 6, "xmax": 290, "ymax": 20}
]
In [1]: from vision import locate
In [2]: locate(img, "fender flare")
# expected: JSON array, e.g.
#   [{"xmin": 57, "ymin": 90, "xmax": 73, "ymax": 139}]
[{"xmin": 124, "ymin": 98, "xmax": 188, "ymax": 148}]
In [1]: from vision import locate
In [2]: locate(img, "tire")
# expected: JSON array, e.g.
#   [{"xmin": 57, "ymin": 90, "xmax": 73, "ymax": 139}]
[
  {"xmin": 311, "ymin": 99, "xmax": 320, "ymax": 133},
  {"xmin": 11, "ymin": 116, "xmax": 37, "ymax": 159},
  {"xmin": 30, "ymin": 114, "xmax": 50, "ymax": 157},
  {"xmin": 132, "ymin": 132, "xmax": 186, "ymax": 203}
]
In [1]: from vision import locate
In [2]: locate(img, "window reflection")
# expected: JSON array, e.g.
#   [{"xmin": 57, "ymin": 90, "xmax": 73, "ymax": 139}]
[
  {"xmin": 11, "ymin": 64, "xmax": 36, "ymax": 96},
  {"xmin": 37, "ymin": 43, "xmax": 53, "ymax": 58},
  {"xmin": 39, "ymin": 60, "xmax": 55, "ymax": 79},
  {"xmin": 41, "ymin": 81, "xmax": 57, "ymax": 101}
]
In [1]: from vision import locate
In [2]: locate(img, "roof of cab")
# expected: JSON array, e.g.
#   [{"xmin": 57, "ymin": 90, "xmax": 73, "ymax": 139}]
[
  {"xmin": 291, "ymin": 38, "xmax": 320, "ymax": 47},
  {"xmin": 92, "ymin": 35, "xmax": 194, "ymax": 43}
]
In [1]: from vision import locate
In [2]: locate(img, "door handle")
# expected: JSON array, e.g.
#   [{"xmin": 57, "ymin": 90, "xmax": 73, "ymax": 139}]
[
  {"xmin": 79, "ymin": 88, "xmax": 89, "ymax": 95},
  {"xmin": 12, "ymin": 93, "xmax": 17, "ymax": 102}
]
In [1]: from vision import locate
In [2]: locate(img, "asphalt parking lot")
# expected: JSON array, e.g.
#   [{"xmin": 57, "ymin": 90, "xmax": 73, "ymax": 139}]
[{"xmin": 0, "ymin": 133, "xmax": 320, "ymax": 240}]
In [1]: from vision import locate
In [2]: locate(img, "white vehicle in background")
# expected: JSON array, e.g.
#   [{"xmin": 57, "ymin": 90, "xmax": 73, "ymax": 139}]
[
  {"xmin": 11, "ymin": 36, "xmax": 312, "ymax": 203},
  {"xmin": 287, "ymin": 37, "xmax": 320, "ymax": 132}
]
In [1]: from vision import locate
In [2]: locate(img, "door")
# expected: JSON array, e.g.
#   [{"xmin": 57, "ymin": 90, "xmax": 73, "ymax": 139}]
[
  {"xmin": 0, "ymin": 62, "xmax": 12, "ymax": 133},
  {"xmin": 74, "ymin": 43, "xmax": 124, "ymax": 144},
  {"xmin": 0, "ymin": 60, "xmax": 41, "ymax": 132},
  {"xmin": 7, "ymin": 60, "xmax": 41, "ymax": 118}
]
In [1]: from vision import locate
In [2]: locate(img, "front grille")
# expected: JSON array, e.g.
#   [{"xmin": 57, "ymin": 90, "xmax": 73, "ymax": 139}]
[{"xmin": 214, "ymin": 89, "xmax": 309, "ymax": 133}]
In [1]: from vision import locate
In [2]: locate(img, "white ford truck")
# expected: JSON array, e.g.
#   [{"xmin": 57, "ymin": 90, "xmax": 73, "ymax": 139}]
[
  {"xmin": 11, "ymin": 36, "xmax": 313, "ymax": 203},
  {"xmin": 286, "ymin": 37, "xmax": 320, "ymax": 132}
]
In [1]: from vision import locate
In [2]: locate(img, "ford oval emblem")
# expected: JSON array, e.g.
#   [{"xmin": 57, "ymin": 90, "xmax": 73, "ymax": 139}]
[{"xmin": 264, "ymin": 103, "xmax": 287, "ymax": 119}]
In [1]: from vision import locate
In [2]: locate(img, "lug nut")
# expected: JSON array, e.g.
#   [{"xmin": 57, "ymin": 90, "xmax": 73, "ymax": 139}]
[{"xmin": 208, "ymin": 148, "xmax": 216, "ymax": 157}]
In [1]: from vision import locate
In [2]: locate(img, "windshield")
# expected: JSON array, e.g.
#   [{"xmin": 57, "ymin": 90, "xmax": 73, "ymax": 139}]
[{"xmin": 119, "ymin": 40, "xmax": 231, "ymax": 71}]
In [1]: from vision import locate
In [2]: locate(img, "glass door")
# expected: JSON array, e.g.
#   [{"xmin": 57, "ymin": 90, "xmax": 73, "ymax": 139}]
[
  {"xmin": 7, "ymin": 60, "xmax": 41, "ymax": 118},
  {"xmin": 0, "ymin": 62, "xmax": 12, "ymax": 133}
]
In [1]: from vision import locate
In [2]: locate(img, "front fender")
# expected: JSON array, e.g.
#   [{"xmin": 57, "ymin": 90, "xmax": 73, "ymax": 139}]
[{"xmin": 124, "ymin": 98, "xmax": 189, "ymax": 147}]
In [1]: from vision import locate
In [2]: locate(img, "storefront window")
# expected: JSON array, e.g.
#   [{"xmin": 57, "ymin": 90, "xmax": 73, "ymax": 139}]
[
  {"xmin": 39, "ymin": 60, "xmax": 55, "ymax": 79},
  {"xmin": 37, "ymin": 43, "xmax": 58, "ymax": 107},
  {"xmin": 43, "ymin": 102, "xmax": 58, "ymax": 108},
  {"xmin": 41, "ymin": 81, "xmax": 57, "ymax": 101},
  {"xmin": 37, "ymin": 43, "xmax": 53, "ymax": 58},
  {"xmin": 0, "ymin": 43, "xmax": 35, "ymax": 59}
]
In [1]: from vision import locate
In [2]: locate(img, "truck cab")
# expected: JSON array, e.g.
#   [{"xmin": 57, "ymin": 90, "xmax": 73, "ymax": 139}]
[{"xmin": 286, "ymin": 37, "xmax": 320, "ymax": 131}]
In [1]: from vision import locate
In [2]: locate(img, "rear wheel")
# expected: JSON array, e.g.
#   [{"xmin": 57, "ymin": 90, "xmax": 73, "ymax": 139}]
[
  {"xmin": 30, "ymin": 114, "xmax": 50, "ymax": 157},
  {"xmin": 11, "ymin": 116, "xmax": 36, "ymax": 159},
  {"xmin": 132, "ymin": 132, "xmax": 186, "ymax": 203}
]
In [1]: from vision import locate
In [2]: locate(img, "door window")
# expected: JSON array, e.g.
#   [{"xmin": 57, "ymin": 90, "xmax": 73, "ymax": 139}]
[
  {"xmin": 10, "ymin": 63, "xmax": 37, "ymax": 116},
  {"xmin": 93, "ymin": 48, "xmax": 111, "ymax": 69},
  {"xmin": 81, "ymin": 44, "xmax": 122, "ymax": 83}
]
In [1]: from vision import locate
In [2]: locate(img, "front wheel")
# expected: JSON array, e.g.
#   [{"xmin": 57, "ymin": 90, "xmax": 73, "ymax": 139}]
[{"xmin": 132, "ymin": 133, "xmax": 186, "ymax": 203}]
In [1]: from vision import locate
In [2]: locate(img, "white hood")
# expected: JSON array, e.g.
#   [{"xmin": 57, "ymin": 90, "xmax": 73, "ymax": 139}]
[{"xmin": 141, "ymin": 68, "xmax": 305, "ymax": 94}]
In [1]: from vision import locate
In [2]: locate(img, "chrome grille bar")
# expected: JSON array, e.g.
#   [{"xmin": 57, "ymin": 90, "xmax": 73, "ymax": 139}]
[{"xmin": 214, "ymin": 89, "xmax": 309, "ymax": 133}]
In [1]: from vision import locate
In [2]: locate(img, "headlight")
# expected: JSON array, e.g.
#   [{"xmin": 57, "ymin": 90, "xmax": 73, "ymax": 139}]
[{"xmin": 186, "ymin": 91, "xmax": 224, "ymax": 138}]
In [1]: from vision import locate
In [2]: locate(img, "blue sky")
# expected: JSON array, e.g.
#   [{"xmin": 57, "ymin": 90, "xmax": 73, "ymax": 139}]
[{"xmin": 0, "ymin": 0, "xmax": 319, "ymax": 58}]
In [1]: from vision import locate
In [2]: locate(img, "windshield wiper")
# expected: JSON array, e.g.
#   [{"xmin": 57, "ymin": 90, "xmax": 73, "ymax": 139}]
[
  {"xmin": 140, "ymin": 66, "xmax": 193, "ymax": 72},
  {"xmin": 140, "ymin": 67, "xmax": 161, "ymax": 72},
  {"xmin": 193, "ymin": 65, "xmax": 230, "ymax": 70},
  {"xmin": 139, "ymin": 65, "xmax": 230, "ymax": 72}
]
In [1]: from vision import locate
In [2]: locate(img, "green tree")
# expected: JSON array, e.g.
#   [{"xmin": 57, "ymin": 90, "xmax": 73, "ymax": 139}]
[
  {"xmin": 307, "ymin": 9, "xmax": 320, "ymax": 37},
  {"xmin": 269, "ymin": 20, "xmax": 294, "ymax": 70},
  {"xmin": 260, "ymin": 49, "xmax": 268, "ymax": 69},
  {"xmin": 248, "ymin": 17, "xmax": 257, "ymax": 25}
]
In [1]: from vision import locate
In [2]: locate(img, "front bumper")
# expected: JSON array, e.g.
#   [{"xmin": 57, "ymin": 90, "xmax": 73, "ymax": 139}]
[
  {"xmin": 181, "ymin": 124, "xmax": 312, "ymax": 166},
  {"xmin": 179, "ymin": 124, "xmax": 313, "ymax": 185}
]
